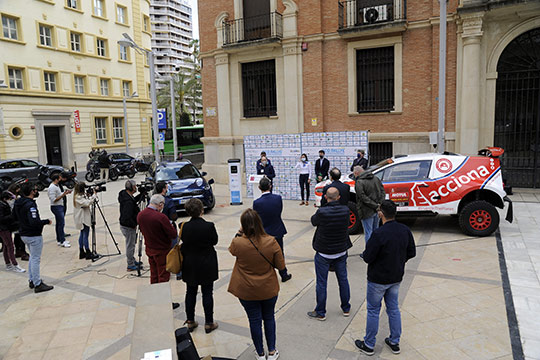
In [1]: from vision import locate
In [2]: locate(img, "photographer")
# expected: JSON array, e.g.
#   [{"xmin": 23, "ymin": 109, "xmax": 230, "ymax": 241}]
[
  {"xmin": 73, "ymin": 183, "xmax": 98, "ymax": 260},
  {"xmin": 118, "ymin": 180, "xmax": 143, "ymax": 272}
]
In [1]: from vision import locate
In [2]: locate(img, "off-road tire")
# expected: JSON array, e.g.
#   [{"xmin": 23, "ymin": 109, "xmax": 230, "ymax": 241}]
[
  {"xmin": 458, "ymin": 200, "xmax": 499, "ymax": 237},
  {"xmin": 347, "ymin": 201, "xmax": 362, "ymax": 235}
]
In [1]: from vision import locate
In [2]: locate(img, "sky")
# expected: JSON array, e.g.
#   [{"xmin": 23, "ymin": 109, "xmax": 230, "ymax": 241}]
[{"xmin": 189, "ymin": 0, "xmax": 199, "ymax": 39}]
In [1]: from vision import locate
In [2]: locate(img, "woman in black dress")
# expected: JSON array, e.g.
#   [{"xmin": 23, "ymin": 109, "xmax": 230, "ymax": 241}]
[{"xmin": 180, "ymin": 198, "xmax": 219, "ymax": 333}]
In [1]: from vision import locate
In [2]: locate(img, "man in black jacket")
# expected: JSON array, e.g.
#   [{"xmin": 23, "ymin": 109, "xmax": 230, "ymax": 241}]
[
  {"xmin": 98, "ymin": 150, "xmax": 111, "ymax": 182},
  {"xmin": 13, "ymin": 183, "xmax": 53, "ymax": 293},
  {"xmin": 308, "ymin": 187, "xmax": 352, "ymax": 321},
  {"xmin": 350, "ymin": 149, "xmax": 368, "ymax": 171},
  {"xmin": 118, "ymin": 180, "xmax": 143, "ymax": 271},
  {"xmin": 355, "ymin": 200, "xmax": 416, "ymax": 356},
  {"xmin": 315, "ymin": 150, "xmax": 330, "ymax": 183},
  {"xmin": 321, "ymin": 168, "xmax": 350, "ymax": 206}
]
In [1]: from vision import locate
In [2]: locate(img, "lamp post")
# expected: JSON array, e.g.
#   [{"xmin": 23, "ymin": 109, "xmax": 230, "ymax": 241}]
[
  {"xmin": 122, "ymin": 91, "xmax": 138, "ymax": 154},
  {"xmin": 437, "ymin": 0, "xmax": 447, "ymax": 153},
  {"xmin": 118, "ymin": 33, "xmax": 160, "ymax": 163}
]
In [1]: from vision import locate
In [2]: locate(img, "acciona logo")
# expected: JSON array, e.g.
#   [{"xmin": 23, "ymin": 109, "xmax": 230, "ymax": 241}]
[{"xmin": 428, "ymin": 165, "xmax": 492, "ymax": 202}]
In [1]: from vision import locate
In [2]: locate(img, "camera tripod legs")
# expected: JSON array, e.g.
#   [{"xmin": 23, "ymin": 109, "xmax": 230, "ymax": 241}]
[{"xmin": 90, "ymin": 199, "xmax": 121, "ymax": 262}]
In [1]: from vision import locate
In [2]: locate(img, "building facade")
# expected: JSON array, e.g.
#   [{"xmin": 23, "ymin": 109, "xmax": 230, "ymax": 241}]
[
  {"xmin": 198, "ymin": 0, "xmax": 540, "ymax": 187},
  {"xmin": 0, "ymin": 0, "xmax": 153, "ymax": 168}
]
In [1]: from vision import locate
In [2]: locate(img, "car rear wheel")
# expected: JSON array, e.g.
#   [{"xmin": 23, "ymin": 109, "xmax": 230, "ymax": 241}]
[
  {"xmin": 459, "ymin": 200, "xmax": 499, "ymax": 237},
  {"xmin": 127, "ymin": 169, "xmax": 136, "ymax": 179},
  {"xmin": 347, "ymin": 202, "xmax": 362, "ymax": 235}
]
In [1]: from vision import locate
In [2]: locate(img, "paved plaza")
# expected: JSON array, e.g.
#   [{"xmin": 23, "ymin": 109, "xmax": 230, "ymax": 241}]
[{"xmin": 0, "ymin": 175, "xmax": 538, "ymax": 360}]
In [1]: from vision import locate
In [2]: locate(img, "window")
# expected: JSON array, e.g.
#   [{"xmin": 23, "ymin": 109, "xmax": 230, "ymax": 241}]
[
  {"xmin": 119, "ymin": 44, "xmax": 129, "ymax": 61},
  {"xmin": 44, "ymin": 72, "xmax": 56, "ymax": 92},
  {"xmin": 143, "ymin": 15, "xmax": 150, "ymax": 32},
  {"xmin": 116, "ymin": 5, "xmax": 127, "ymax": 24},
  {"xmin": 74, "ymin": 76, "xmax": 85, "ymax": 94},
  {"xmin": 381, "ymin": 161, "xmax": 432, "ymax": 182},
  {"xmin": 8, "ymin": 67, "xmax": 23, "ymax": 89},
  {"xmin": 95, "ymin": 117, "xmax": 107, "ymax": 144},
  {"xmin": 356, "ymin": 46, "xmax": 394, "ymax": 113},
  {"xmin": 100, "ymin": 79, "xmax": 109, "ymax": 95},
  {"xmin": 122, "ymin": 81, "xmax": 131, "ymax": 97},
  {"xmin": 93, "ymin": 0, "xmax": 105, "ymax": 17},
  {"xmin": 112, "ymin": 117, "xmax": 124, "ymax": 143},
  {"xmin": 241, "ymin": 59, "xmax": 277, "ymax": 118},
  {"xmin": 39, "ymin": 24, "xmax": 52, "ymax": 47},
  {"xmin": 2, "ymin": 15, "xmax": 18, "ymax": 40},
  {"xmin": 66, "ymin": 0, "xmax": 78, "ymax": 9},
  {"xmin": 70, "ymin": 32, "xmax": 81, "ymax": 52},
  {"xmin": 97, "ymin": 38, "xmax": 107, "ymax": 56},
  {"xmin": 21, "ymin": 160, "xmax": 38, "ymax": 167}
]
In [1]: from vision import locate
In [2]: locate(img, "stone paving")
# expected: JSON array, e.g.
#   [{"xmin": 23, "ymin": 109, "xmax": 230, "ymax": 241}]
[{"xmin": 0, "ymin": 175, "xmax": 532, "ymax": 359}]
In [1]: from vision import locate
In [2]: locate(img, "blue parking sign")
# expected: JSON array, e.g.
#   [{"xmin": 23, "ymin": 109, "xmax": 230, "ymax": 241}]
[
  {"xmin": 158, "ymin": 132, "xmax": 165, "ymax": 141},
  {"xmin": 157, "ymin": 109, "xmax": 167, "ymax": 129}
]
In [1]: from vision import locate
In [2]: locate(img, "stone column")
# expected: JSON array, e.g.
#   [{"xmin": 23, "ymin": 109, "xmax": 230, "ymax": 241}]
[
  {"xmin": 458, "ymin": 13, "xmax": 484, "ymax": 155},
  {"xmin": 215, "ymin": 53, "xmax": 232, "ymax": 137},
  {"xmin": 282, "ymin": 41, "xmax": 303, "ymax": 134}
]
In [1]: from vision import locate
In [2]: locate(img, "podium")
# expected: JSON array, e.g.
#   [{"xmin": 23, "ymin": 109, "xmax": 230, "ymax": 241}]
[{"xmin": 247, "ymin": 174, "xmax": 265, "ymax": 200}]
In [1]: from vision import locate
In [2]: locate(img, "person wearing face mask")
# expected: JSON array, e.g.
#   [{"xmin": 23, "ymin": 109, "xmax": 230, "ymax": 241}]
[
  {"xmin": 0, "ymin": 191, "xmax": 25, "ymax": 273},
  {"xmin": 256, "ymin": 151, "xmax": 272, "ymax": 174},
  {"xmin": 13, "ymin": 183, "xmax": 53, "ymax": 293},
  {"xmin": 295, "ymin": 153, "xmax": 312, "ymax": 206},
  {"xmin": 7, "ymin": 183, "xmax": 29, "ymax": 261},
  {"xmin": 256, "ymin": 156, "xmax": 276, "ymax": 189},
  {"xmin": 315, "ymin": 150, "xmax": 330, "ymax": 183},
  {"xmin": 351, "ymin": 149, "xmax": 368, "ymax": 171}
]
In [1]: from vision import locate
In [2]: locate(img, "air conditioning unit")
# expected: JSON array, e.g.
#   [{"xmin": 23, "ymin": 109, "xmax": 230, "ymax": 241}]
[{"xmin": 363, "ymin": 5, "xmax": 388, "ymax": 24}]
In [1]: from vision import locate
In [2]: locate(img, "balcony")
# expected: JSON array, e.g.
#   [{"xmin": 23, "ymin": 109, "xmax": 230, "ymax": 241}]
[
  {"xmin": 338, "ymin": 0, "xmax": 407, "ymax": 38},
  {"xmin": 222, "ymin": 12, "xmax": 282, "ymax": 47}
]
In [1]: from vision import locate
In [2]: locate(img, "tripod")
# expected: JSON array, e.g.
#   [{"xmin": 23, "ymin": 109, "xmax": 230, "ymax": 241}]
[
  {"xmin": 135, "ymin": 190, "xmax": 151, "ymax": 277},
  {"xmin": 91, "ymin": 197, "xmax": 122, "ymax": 262}
]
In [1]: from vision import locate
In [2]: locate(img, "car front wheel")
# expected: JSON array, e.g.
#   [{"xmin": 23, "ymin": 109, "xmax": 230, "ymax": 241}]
[{"xmin": 458, "ymin": 200, "xmax": 499, "ymax": 237}]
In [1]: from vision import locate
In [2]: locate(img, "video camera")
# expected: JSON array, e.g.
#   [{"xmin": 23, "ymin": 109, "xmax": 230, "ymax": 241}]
[
  {"xmin": 86, "ymin": 181, "xmax": 107, "ymax": 196},
  {"xmin": 137, "ymin": 181, "xmax": 154, "ymax": 193}
]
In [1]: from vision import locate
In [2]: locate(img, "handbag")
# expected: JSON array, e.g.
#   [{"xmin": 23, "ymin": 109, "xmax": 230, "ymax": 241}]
[{"xmin": 166, "ymin": 222, "xmax": 185, "ymax": 273}]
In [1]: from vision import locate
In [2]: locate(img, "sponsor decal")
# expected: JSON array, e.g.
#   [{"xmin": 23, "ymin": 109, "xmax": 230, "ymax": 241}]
[
  {"xmin": 427, "ymin": 165, "xmax": 491, "ymax": 202},
  {"xmin": 436, "ymin": 158, "xmax": 453, "ymax": 173}
]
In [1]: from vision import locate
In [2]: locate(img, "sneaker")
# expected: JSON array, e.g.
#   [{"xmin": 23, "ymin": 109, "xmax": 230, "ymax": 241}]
[
  {"xmin": 20, "ymin": 253, "xmax": 29, "ymax": 261},
  {"xmin": 307, "ymin": 311, "xmax": 326, "ymax": 321},
  {"xmin": 12, "ymin": 265, "xmax": 26, "ymax": 273},
  {"xmin": 60, "ymin": 241, "xmax": 71, "ymax": 248},
  {"xmin": 254, "ymin": 352, "xmax": 265, "ymax": 360},
  {"xmin": 354, "ymin": 340, "xmax": 374, "ymax": 356},
  {"xmin": 127, "ymin": 264, "xmax": 140, "ymax": 271},
  {"xmin": 34, "ymin": 282, "xmax": 54, "ymax": 293},
  {"xmin": 183, "ymin": 320, "xmax": 198, "ymax": 332},
  {"xmin": 267, "ymin": 349, "xmax": 280, "ymax": 360},
  {"xmin": 65, "ymin": 233, "xmax": 72, "ymax": 237},
  {"xmin": 281, "ymin": 274, "xmax": 292, "ymax": 283},
  {"xmin": 204, "ymin": 322, "xmax": 218, "ymax": 334},
  {"xmin": 299, "ymin": 201, "xmax": 305, "ymax": 205},
  {"xmin": 6, "ymin": 264, "xmax": 14, "ymax": 271},
  {"xmin": 29, "ymin": 280, "xmax": 34, "ymax": 289},
  {"xmin": 385, "ymin": 338, "xmax": 400, "ymax": 354},
  {"xmin": 343, "ymin": 310, "xmax": 350, "ymax": 317}
]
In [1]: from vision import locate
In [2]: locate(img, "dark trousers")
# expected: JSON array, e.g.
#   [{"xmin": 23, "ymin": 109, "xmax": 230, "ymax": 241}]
[
  {"xmin": 185, "ymin": 283, "xmax": 214, "ymax": 323},
  {"xmin": 314, "ymin": 252, "xmax": 351, "ymax": 317},
  {"xmin": 50, "ymin": 205, "xmax": 65, "ymax": 244},
  {"xmin": 0, "ymin": 230, "xmax": 17, "ymax": 266},
  {"xmin": 275, "ymin": 237, "xmax": 289, "ymax": 279},
  {"xmin": 13, "ymin": 233, "xmax": 26, "ymax": 255},
  {"xmin": 239, "ymin": 296, "xmax": 278, "ymax": 356},
  {"xmin": 299, "ymin": 174, "xmax": 310, "ymax": 201},
  {"xmin": 148, "ymin": 252, "xmax": 170, "ymax": 284}
]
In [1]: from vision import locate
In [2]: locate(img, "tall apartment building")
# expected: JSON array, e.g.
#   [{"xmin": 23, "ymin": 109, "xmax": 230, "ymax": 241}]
[
  {"xmin": 150, "ymin": 0, "xmax": 194, "ymax": 76},
  {"xmin": 0, "ymin": 0, "xmax": 153, "ymax": 167},
  {"xmin": 198, "ymin": 0, "xmax": 540, "ymax": 188}
]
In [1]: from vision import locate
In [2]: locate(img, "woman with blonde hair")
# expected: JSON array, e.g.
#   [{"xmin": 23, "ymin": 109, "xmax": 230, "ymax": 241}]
[
  {"xmin": 73, "ymin": 183, "xmax": 97, "ymax": 260},
  {"xmin": 228, "ymin": 208, "xmax": 286, "ymax": 360}
]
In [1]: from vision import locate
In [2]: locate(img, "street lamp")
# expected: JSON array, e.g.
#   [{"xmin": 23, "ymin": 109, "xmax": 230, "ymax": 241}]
[
  {"xmin": 122, "ymin": 91, "xmax": 138, "ymax": 154},
  {"xmin": 118, "ymin": 33, "xmax": 160, "ymax": 162}
]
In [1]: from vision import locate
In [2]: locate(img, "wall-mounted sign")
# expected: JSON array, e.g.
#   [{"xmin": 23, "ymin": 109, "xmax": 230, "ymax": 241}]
[
  {"xmin": 74, "ymin": 110, "xmax": 81, "ymax": 133},
  {"xmin": 311, "ymin": 118, "xmax": 317, "ymax": 126},
  {"xmin": 206, "ymin": 107, "xmax": 216, "ymax": 117}
]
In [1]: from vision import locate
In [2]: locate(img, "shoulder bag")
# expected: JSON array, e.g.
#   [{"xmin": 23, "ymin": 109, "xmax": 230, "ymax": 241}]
[
  {"xmin": 247, "ymin": 236, "xmax": 276, "ymax": 269},
  {"xmin": 166, "ymin": 222, "xmax": 185, "ymax": 273}
]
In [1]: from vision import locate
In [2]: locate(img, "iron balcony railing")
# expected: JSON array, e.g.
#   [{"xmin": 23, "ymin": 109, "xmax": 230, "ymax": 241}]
[
  {"xmin": 223, "ymin": 12, "xmax": 283, "ymax": 46},
  {"xmin": 338, "ymin": 0, "xmax": 406, "ymax": 30}
]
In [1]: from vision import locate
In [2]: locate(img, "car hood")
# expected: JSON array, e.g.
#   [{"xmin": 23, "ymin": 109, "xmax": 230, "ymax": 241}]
[{"xmin": 166, "ymin": 178, "xmax": 205, "ymax": 192}]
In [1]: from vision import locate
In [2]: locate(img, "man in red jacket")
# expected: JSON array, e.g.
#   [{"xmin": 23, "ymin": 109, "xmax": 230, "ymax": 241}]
[{"xmin": 137, "ymin": 194, "xmax": 177, "ymax": 284}]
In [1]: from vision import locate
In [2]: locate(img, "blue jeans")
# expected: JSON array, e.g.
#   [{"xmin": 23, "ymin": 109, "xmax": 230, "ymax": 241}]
[
  {"xmin": 21, "ymin": 236, "xmax": 43, "ymax": 286},
  {"xmin": 78, "ymin": 225, "xmax": 90, "ymax": 249},
  {"xmin": 50, "ymin": 205, "xmax": 65, "ymax": 243},
  {"xmin": 239, "ymin": 296, "xmax": 278, "ymax": 356},
  {"xmin": 364, "ymin": 281, "xmax": 402, "ymax": 349},
  {"xmin": 314, "ymin": 252, "xmax": 351, "ymax": 317},
  {"xmin": 362, "ymin": 213, "xmax": 379, "ymax": 243}
]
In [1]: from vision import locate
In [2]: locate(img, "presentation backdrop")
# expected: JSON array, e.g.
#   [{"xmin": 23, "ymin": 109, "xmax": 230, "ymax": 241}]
[{"xmin": 244, "ymin": 131, "xmax": 369, "ymax": 199}]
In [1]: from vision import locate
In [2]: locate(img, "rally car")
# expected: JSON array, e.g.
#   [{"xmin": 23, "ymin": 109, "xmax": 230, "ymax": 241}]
[{"xmin": 314, "ymin": 147, "xmax": 513, "ymax": 237}]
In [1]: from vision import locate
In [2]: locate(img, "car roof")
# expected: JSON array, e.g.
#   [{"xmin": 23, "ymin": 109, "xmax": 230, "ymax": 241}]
[
  {"xmin": 390, "ymin": 152, "xmax": 463, "ymax": 163},
  {"xmin": 157, "ymin": 161, "xmax": 193, "ymax": 168},
  {"xmin": 0, "ymin": 159, "xmax": 39, "ymax": 163}
]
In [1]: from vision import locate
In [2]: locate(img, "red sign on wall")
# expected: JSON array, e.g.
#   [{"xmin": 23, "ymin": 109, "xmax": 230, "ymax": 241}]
[{"xmin": 74, "ymin": 110, "xmax": 81, "ymax": 133}]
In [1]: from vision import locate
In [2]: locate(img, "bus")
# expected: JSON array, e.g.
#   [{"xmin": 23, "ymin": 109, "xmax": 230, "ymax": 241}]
[{"xmin": 162, "ymin": 124, "xmax": 204, "ymax": 154}]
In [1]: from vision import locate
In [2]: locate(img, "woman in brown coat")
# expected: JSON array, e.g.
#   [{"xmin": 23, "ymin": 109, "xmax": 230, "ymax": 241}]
[{"xmin": 228, "ymin": 209, "xmax": 286, "ymax": 360}]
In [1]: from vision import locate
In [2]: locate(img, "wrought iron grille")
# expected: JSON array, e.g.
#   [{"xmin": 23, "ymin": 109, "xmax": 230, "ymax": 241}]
[
  {"xmin": 369, "ymin": 142, "xmax": 393, "ymax": 166},
  {"xmin": 338, "ymin": 0, "xmax": 406, "ymax": 29},
  {"xmin": 242, "ymin": 59, "xmax": 277, "ymax": 118},
  {"xmin": 223, "ymin": 12, "xmax": 283, "ymax": 46},
  {"xmin": 356, "ymin": 46, "xmax": 394, "ymax": 113}
]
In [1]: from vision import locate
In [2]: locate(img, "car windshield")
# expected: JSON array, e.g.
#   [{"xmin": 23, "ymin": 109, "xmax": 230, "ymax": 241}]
[{"xmin": 155, "ymin": 165, "xmax": 200, "ymax": 181}]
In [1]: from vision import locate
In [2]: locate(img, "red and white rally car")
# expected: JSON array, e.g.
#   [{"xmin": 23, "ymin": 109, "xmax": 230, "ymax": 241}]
[{"xmin": 314, "ymin": 147, "xmax": 513, "ymax": 237}]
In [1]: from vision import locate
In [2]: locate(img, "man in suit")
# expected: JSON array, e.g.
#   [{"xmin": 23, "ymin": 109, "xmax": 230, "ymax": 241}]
[
  {"xmin": 321, "ymin": 168, "xmax": 350, "ymax": 206},
  {"xmin": 315, "ymin": 150, "xmax": 330, "ymax": 183},
  {"xmin": 351, "ymin": 149, "xmax": 368, "ymax": 171},
  {"xmin": 253, "ymin": 177, "xmax": 292, "ymax": 282}
]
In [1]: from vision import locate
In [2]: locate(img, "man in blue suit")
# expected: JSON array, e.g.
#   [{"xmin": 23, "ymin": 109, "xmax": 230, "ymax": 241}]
[{"xmin": 253, "ymin": 177, "xmax": 292, "ymax": 282}]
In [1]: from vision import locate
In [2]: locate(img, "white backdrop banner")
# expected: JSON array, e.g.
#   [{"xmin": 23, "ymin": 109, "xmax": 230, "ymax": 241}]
[{"xmin": 244, "ymin": 131, "xmax": 369, "ymax": 200}]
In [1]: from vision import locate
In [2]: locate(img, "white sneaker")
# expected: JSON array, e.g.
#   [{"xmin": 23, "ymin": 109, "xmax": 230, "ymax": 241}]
[
  {"xmin": 6, "ymin": 264, "xmax": 14, "ymax": 271},
  {"xmin": 12, "ymin": 265, "xmax": 26, "ymax": 273},
  {"xmin": 268, "ymin": 350, "xmax": 280, "ymax": 360},
  {"xmin": 254, "ymin": 352, "xmax": 266, "ymax": 360},
  {"xmin": 61, "ymin": 241, "xmax": 71, "ymax": 248}
]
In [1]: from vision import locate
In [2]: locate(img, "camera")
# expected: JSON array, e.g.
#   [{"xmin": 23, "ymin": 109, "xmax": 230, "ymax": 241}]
[
  {"xmin": 137, "ymin": 181, "xmax": 154, "ymax": 193},
  {"xmin": 86, "ymin": 181, "xmax": 107, "ymax": 196}
]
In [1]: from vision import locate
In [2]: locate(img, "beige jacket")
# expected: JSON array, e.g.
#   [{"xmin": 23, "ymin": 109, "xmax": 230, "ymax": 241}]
[{"xmin": 73, "ymin": 194, "xmax": 95, "ymax": 230}]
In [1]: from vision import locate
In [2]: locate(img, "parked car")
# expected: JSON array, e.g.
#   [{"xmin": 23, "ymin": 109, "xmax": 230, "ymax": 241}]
[
  {"xmin": 314, "ymin": 147, "xmax": 513, "ymax": 237},
  {"xmin": 0, "ymin": 159, "xmax": 65, "ymax": 185},
  {"xmin": 148, "ymin": 161, "xmax": 215, "ymax": 212},
  {"xmin": 108, "ymin": 152, "xmax": 135, "ymax": 166}
]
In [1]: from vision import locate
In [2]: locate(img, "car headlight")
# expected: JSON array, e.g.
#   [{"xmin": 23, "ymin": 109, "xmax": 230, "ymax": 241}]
[{"xmin": 196, "ymin": 178, "xmax": 203, "ymax": 187}]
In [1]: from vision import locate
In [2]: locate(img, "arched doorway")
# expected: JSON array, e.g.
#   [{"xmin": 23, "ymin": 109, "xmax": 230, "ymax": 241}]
[{"xmin": 495, "ymin": 27, "xmax": 540, "ymax": 188}]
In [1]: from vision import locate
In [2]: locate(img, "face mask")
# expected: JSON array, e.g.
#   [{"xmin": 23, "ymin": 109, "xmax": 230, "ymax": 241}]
[
  {"xmin": 319, "ymin": 155, "xmax": 324, "ymax": 159},
  {"xmin": 301, "ymin": 158, "xmax": 306, "ymax": 162},
  {"xmin": 7, "ymin": 199, "xmax": 15, "ymax": 207},
  {"xmin": 357, "ymin": 153, "xmax": 362, "ymax": 158}
]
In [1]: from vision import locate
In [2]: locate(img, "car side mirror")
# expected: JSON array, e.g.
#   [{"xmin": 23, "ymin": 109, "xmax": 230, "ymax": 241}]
[
  {"xmin": 201, "ymin": 171, "xmax": 207, "ymax": 176},
  {"xmin": 208, "ymin": 179, "xmax": 214, "ymax": 185}
]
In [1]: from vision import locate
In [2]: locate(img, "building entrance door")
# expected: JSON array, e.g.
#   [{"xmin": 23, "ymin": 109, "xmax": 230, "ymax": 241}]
[
  {"xmin": 44, "ymin": 126, "xmax": 63, "ymax": 166},
  {"xmin": 494, "ymin": 28, "xmax": 540, "ymax": 188}
]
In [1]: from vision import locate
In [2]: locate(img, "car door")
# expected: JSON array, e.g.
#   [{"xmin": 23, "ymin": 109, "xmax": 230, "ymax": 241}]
[
  {"xmin": 380, "ymin": 160, "xmax": 432, "ymax": 210},
  {"xmin": 21, "ymin": 160, "xmax": 41, "ymax": 181},
  {"xmin": 5, "ymin": 161, "xmax": 24, "ymax": 179}
]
